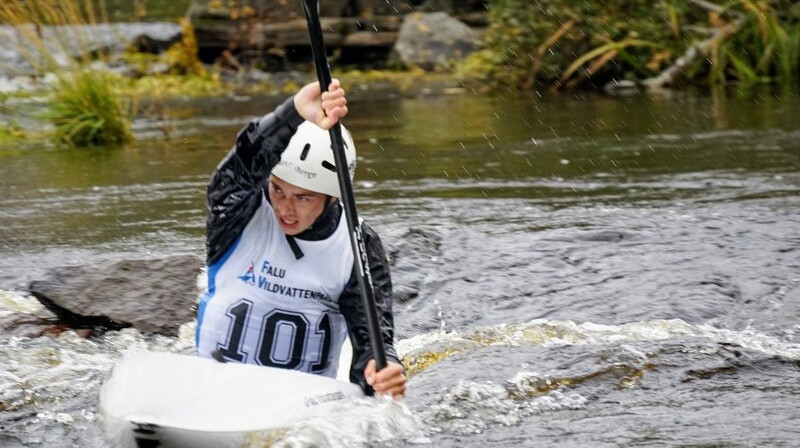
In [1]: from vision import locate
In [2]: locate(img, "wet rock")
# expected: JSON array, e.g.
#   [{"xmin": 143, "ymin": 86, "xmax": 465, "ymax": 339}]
[
  {"xmin": 393, "ymin": 12, "xmax": 478, "ymax": 71},
  {"xmin": 604, "ymin": 79, "xmax": 640, "ymax": 96},
  {"xmin": 388, "ymin": 228, "xmax": 442, "ymax": 302},
  {"xmin": 575, "ymin": 230, "xmax": 628, "ymax": 242},
  {"xmin": 28, "ymin": 256, "xmax": 203, "ymax": 337}
]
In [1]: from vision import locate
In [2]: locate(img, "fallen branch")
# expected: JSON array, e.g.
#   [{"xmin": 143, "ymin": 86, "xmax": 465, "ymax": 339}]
[{"xmin": 641, "ymin": 16, "xmax": 745, "ymax": 89}]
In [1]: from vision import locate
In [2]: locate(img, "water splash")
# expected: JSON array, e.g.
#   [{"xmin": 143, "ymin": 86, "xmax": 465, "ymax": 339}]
[
  {"xmin": 243, "ymin": 395, "xmax": 423, "ymax": 448},
  {"xmin": 421, "ymin": 374, "xmax": 587, "ymax": 436},
  {"xmin": 398, "ymin": 318, "xmax": 800, "ymax": 376}
]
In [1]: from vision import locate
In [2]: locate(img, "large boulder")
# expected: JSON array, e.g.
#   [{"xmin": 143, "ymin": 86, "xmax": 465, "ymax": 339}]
[
  {"xmin": 393, "ymin": 12, "xmax": 478, "ymax": 70},
  {"xmin": 28, "ymin": 256, "xmax": 203, "ymax": 337}
]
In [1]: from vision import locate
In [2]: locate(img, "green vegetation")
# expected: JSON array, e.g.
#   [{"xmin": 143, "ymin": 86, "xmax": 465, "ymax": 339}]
[
  {"xmin": 0, "ymin": 123, "xmax": 27, "ymax": 144},
  {"xmin": 712, "ymin": 1, "xmax": 800, "ymax": 87},
  {"xmin": 44, "ymin": 71, "xmax": 134, "ymax": 146},
  {"xmin": 459, "ymin": 0, "xmax": 800, "ymax": 91}
]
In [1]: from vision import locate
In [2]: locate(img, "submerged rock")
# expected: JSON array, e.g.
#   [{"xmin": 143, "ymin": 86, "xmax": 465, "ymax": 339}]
[
  {"xmin": 388, "ymin": 227, "xmax": 443, "ymax": 302},
  {"xmin": 28, "ymin": 255, "xmax": 203, "ymax": 337}
]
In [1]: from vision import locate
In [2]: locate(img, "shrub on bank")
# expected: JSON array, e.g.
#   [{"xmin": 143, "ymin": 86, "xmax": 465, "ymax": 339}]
[
  {"xmin": 459, "ymin": 0, "xmax": 800, "ymax": 91},
  {"xmin": 45, "ymin": 71, "xmax": 134, "ymax": 147}
]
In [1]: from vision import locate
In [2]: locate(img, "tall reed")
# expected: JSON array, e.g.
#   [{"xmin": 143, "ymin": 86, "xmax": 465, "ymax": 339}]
[{"xmin": 714, "ymin": 0, "xmax": 800, "ymax": 87}]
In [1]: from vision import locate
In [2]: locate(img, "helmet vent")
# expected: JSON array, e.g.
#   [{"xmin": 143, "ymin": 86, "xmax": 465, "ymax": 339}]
[
  {"xmin": 321, "ymin": 160, "xmax": 337, "ymax": 173},
  {"xmin": 299, "ymin": 143, "xmax": 311, "ymax": 161}
]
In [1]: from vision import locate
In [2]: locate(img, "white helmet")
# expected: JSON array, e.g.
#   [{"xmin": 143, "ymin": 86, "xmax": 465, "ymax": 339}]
[{"xmin": 271, "ymin": 121, "xmax": 356, "ymax": 197}]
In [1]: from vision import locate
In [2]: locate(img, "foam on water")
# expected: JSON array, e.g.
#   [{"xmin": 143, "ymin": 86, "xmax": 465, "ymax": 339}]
[
  {"xmin": 420, "ymin": 374, "xmax": 588, "ymax": 436},
  {"xmin": 247, "ymin": 395, "xmax": 423, "ymax": 448},
  {"xmin": 0, "ymin": 289, "xmax": 43, "ymax": 316}
]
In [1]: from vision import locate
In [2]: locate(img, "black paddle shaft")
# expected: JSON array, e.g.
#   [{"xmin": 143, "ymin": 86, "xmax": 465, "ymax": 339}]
[{"xmin": 300, "ymin": 0, "xmax": 388, "ymax": 371}]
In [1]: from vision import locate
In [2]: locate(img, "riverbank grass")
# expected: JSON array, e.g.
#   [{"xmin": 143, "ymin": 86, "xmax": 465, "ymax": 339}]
[{"xmin": 44, "ymin": 71, "xmax": 134, "ymax": 146}]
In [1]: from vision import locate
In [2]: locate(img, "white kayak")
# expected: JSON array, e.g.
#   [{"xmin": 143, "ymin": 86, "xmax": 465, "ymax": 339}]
[{"xmin": 99, "ymin": 351, "xmax": 364, "ymax": 448}]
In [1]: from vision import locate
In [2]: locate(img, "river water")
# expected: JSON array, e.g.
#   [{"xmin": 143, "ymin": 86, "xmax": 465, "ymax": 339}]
[{"xmin": 1, "ymin": 87, "xmax": 799, "ymax": 447}]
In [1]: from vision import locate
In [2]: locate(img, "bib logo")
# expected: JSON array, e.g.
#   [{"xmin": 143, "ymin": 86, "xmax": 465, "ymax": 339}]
[
  {"xmin": 239, "ymin": 260, "xmax": 286, "ymax": 286},
  {"xmin": 238, "ymin": 263, "xmax": 256, "ymax": 285}
]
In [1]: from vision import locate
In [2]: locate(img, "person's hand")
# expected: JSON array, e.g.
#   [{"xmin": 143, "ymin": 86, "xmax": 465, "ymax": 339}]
[
  {"xmin": 364, "ymin": 359, "xmax": 407, "ymax": 399},
  {"xmin": 294, "ymin": 79, "xmax": 348, "ymax": 130}
]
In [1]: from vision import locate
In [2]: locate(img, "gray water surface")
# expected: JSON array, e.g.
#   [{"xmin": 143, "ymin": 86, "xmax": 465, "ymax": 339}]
[{"xmin": 1, "ymin": 88, "xmax": 799, "ymax": 447}]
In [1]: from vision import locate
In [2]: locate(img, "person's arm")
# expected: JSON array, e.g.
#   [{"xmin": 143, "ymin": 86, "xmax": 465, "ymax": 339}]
[
  {"xmin": 205, "ymin": 97, "xmax": 304, "ymax": 264},
  {"xmin": 340, "ymin": 222, "xmax": 407, "ymax": 397},
  {"xmin": 206, "ymin": 80, "xmax": 349, "ymax": 264}
]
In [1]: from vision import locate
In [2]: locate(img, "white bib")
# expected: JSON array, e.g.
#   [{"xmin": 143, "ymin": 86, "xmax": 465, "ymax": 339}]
[{"xmin": 197, "ymin": 193, "xmax": 354, "ymax": 378}]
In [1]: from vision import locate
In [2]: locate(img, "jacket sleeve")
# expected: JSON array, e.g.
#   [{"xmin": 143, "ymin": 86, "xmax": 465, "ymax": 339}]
[
  {"xmin": 339, "ymin": 222, "xmax": 402, "ymax": 395},
  {"xmin": 206, "ymin": 97, "xmax": 305, "ymax": 264}
]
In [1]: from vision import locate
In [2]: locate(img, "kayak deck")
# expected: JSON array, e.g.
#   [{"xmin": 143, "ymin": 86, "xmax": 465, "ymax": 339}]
[{"xmin": 99, "ymin": 351, "xmax": 363, "ymax": 448}]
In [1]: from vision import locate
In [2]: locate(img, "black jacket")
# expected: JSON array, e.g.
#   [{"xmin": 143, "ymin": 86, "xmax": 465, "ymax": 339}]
[{"xmin": 205, "ymin": 97, "xmax": 400, "ymax": 394}]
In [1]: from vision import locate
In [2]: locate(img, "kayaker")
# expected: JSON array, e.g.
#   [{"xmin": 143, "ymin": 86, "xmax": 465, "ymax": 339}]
[{"xmin": 195, "ymin": 79, "xmax": 407, "ymax": 398}]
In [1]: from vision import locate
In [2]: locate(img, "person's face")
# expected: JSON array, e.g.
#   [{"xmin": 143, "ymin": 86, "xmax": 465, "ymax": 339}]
[{"xmin": 268, "ymin": 175, "xmax": 329, "ymax": 235}]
